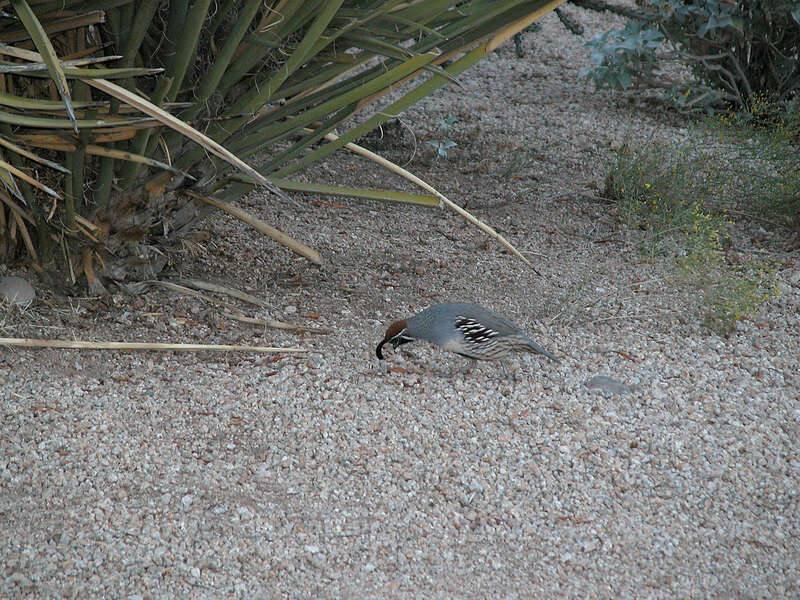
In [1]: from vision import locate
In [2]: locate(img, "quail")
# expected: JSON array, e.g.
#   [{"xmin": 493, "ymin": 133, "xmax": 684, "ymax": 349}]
[{"xmin": 376, "ymin": 302, "xmax": 559, "ymax": 365}]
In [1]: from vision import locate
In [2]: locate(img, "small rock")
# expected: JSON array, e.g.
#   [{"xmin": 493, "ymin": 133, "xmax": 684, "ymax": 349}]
[
  {"xmin": 6, "ymin": 571, "xmax": 31, "ymax": 586},
  {"xmin": 651, "ymin": 386, "xmax": 668, "ymax": 401},
  {"xmin": 585, "ymin": 375, "xmax": 631, "ymax": 396},
  {"xmin": 399, "ymin": 479, "xmax": 415, "ymax": 492},
  {"xmin": 284, "ymin": 305, "xmax": 297, "ymax": 314},
  {"xmin": 0, "ymin": 276, "xmax": 35, "ymax": 307},
  {"xmin": 181, "ymin": 494, "xmax": 193, "ymax": 508}
]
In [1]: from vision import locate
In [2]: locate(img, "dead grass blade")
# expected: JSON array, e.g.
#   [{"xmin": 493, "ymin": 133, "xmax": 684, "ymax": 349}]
[
  {"xmin": 153, "ymin": 280, "xmax": 222, "ymax": 305},
  {"xmin": 0, "ymin": 157, "xmax": 61, "ymax": 199},
  {"xmin": 83, "ymin": 144, "xmax": 190, "ymax": 177},
  {"xmin": 265, "ymin": 177, "xmax": 439, "ymax": 207},
  {"xmin": 175, "ymin": 279, "xmax": 268, "ymax": 307},
  {"xmin": 12, "ymin": 210, "xmax": 38, "ymax": 262},
  {"xmin": 223, "ymin": 311, "xmax": 332, "ymax": 334},
  {"xmin": 74, "ymin": 214, "xmax": 99, "ymax": 232},
  {"xmin": 0, "ymin": 337, "xmax": 307, "ymax": 353},
  {"xmin": 0, "ymin": 11, "xmax": 105, "ymax": 44},
  {"xmin": 83, "ymin": 78, "xmax": 278, "ymax": 191},
  {"xmin": 9, "ymin": 0, "xmax": 78, "ymax": 132},
  {"xmin": 323, "ymin": 131, "xmax": 540, "ymax": 274},
  {"xmin": 0, "ymin": 135, "xmax": 69, "ymax": 173},
  {"xmin": 486, "ymin": 1, "xmax": 568, "ymax": 52},
  {"xmin": 0, "ymin": 188, "xmax": 34, "ymax": 223},
  {"xmin": 154, "ymin": 280, "xmax": 327, "ymax": 333},
  {"xmin": 0, "ymin": 159, "xmax": 23, "ymax": 200},
  {"xmin": 183, "ymin": 190, "xmax": 321, "ymax": 265}
]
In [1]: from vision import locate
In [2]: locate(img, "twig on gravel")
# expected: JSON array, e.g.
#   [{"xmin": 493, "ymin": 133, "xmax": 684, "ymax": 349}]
[
  {"xmin": 183, "ymin": 190, "xmax": 322, "ymax": 265},
  {"xmin": 176, "ymin": 279, "xmax": 269, "ymax": 307},
  {"xmin": 0, "ymin": 337, "xmax": 307, "ymax": 353},
  {"xmin": 155, "ymin": 280, "xmax": 327, "ymax": 333},
  {"xmin": 612, "ymin": 349, "xmax": 637, "ymax": 361},
  {"xmin": 224, "ymin": 311, "xmax": 331, "ymax": 334},
  {"xmin": 154, "ymin": 280, "xmax": 221, "ymax": 304}
]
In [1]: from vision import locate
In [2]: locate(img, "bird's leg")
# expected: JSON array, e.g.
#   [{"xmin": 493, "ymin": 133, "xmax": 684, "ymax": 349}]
[
  {"xmin": 498, "ymin": 360, "xmax": 517, "ymax": 383},
  {"xmin": 462, "ymin": 358, "xmax": 477, "ymax": 375}
]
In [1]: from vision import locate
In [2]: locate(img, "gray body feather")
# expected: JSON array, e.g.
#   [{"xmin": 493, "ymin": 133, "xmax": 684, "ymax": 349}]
[{"xmin": 404, "ymin": 302, "xmax": 558, "ymax": 361}]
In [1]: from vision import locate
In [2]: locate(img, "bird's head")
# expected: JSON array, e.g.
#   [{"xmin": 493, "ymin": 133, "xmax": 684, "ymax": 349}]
[{"xmin": 376, "ymin": 319, "xmax": 414, "ymax": 359}]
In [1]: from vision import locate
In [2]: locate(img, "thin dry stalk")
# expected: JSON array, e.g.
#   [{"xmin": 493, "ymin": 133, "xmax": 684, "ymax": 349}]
[
  {"xmin": 154, "ymin": 280, "xmax": 221, "ymax": 304},
  {"xmin": 322, "ymin": 131, "xmax": 540, "ymax": 274},
  {"xmin": 12, "ymin": 210, "xmax": 38, "ymax": 262},
  {"xmin": 183, "ymin": 190, "xmax": 321, "ymax": 265},
  {"xmin": 0, "ymin": 337, "xmax": 307, "ymax": 353},
  {"xmin": 224, "ymin": 311, "xmax": 331, "ymax": 334},
  {"xmin": 176, "ymin": 279, "xmax": 268, "ymax": 307},
  {"xmin": 156, "ymin": 280, "xmax": 325, "ymax": 333}
]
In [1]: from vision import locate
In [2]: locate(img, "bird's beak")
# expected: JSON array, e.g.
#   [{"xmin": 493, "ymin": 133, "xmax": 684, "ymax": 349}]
[{"xmin": 376, "ymin": 333, "xmax": 409, "ymax": 359}]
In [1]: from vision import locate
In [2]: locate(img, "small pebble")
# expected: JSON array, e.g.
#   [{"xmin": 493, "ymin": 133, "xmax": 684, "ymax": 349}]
[
  {"xmin": 0, "ymin": 276, "xmax": 35, "ymax": 307},
  {"xmin": 585, "ymin": 375, "xmax": 632, "ymax": 396}
]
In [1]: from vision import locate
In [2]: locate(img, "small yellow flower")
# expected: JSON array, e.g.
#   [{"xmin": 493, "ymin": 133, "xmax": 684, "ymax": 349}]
[{"xmin": 644, "ymin": 183, "xmax": 651, "ymax": 188}]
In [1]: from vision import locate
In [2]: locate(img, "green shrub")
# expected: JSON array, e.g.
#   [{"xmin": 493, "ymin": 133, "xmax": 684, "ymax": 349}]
[
  {"xmin": 581, "ymin": 0, "xmax": 800, "ymax": 111},
  {"xmin": 703, "ymin": 261, "xmax": 779, "ymax": 334},
  {"xmin": 708, "ymin": 95, "xmax": 800, "ymax": 226},
  {"xmin": 605, "ymin": 142, "xmax": 728, "ymax": 264},
  {"xmin": 606, "ymin": 135, "xmax": 781, "ymax": 334}
]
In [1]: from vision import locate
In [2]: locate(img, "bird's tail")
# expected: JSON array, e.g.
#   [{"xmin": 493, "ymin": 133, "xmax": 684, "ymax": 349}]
[{"xmin": 524, "ymin": 337, "xmax": 559, "ymax": 362}]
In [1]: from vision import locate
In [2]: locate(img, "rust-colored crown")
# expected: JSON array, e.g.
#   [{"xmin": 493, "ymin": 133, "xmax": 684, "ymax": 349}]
[
  {"xmin": 376, "ymin": 319, "xmax": 408, "ymax": 360},
  {"xmin": 383, "ymin": 319, "xmax": 408, "ymax": 341}
]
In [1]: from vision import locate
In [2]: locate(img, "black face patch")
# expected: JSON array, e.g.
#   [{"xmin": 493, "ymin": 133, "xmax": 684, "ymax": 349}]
[
  {"xmin": 455, "ymin": 317, "xmax": 498, "ymax": 344},
  {"xmin": 391, "ymin": 333, "xmax": 414, "ymax": 348},
  {"xmin": 376, "ymin": 329, "xmax": 415, "ymax": 359}
]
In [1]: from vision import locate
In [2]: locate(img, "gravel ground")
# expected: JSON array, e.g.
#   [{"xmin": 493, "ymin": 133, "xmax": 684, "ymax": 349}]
[{"xmin": 2, "ymin": 6, "xmax": 799, "ymax": 599}]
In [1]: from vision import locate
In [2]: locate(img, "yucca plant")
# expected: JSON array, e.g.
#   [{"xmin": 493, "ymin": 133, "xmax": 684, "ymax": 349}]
[{"xmin": 2, "ymin": 0, "xmax": 565, "ymax": 291}]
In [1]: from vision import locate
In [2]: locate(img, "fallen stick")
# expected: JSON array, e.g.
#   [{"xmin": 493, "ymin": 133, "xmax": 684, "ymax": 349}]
[
  {"xmin": 0, "ymin": 337, "xmax": 307, "ymax": 353},
  {"xmin": 155, "ymin": 280, "xmax": 327, "ymax": 333},
  {"xmin": 223, "ymin": 312, "xmax": 332, "ymax": 334},
  {"xmin": 175, "ymin": 279, "xmax": 269, "ymax": 307},
  {"xmin": 321, "ymin": 131, "xmax": 541, "ymax": 275}
]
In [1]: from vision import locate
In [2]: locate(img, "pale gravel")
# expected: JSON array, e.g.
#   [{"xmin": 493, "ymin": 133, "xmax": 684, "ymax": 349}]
[{"xmin": 2, "ymin": 6, "xmax": 799, "ymax": 599}]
